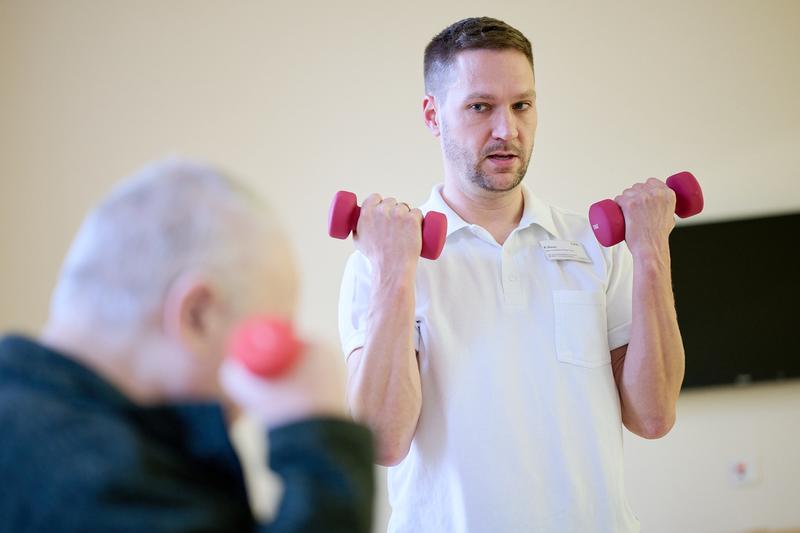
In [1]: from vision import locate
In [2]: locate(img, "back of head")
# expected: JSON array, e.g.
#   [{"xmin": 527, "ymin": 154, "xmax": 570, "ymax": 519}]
[
  {"xmin": 423, "ymin": 17, "xmax": 534, "ymax": 97},
  {"xmin": 49, "ymin": 158, "xmax": 285, "ymax": 338}
]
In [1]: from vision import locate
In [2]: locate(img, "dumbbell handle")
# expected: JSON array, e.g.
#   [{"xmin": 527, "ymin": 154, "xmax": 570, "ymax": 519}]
[
  {"xmin": 328, "ymin": 190, "xmax": 448, "ymax": 260},
  {"xmin": 589, "ymin": 171, "xmax": 704, "ymax": 247}
]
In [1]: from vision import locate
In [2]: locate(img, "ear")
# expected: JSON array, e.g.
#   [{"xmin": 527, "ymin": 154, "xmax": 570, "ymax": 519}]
[
  {"xmin": 162, "ymin": 273, "xmax": 224, "ymax": 357},
  {"xmin": 423, "ymin": 94, "xmax": 441, "ymax": 137}
]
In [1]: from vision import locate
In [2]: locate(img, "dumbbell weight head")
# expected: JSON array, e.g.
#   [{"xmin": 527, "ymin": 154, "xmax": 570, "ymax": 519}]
[
  {"xmin": 420, "ymin": 211, "xmax": 447, "ymax": 260},
  {"xmin": 666, "ymin": 171, "xmax": 704, "ymax": 218},
  {"xmin": 328, "ymin": 190, "xmax": 360, "ymax": 239},
  {"xmin": 228, "ymin": 316, "xmax": 304, "ymax": 378},
  {"xmin": 589, "ymin": 199, "xmax": 626, "ymax": 248}
]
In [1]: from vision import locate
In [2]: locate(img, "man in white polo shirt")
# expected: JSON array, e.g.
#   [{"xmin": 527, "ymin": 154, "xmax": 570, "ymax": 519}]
[{"xmin": 338, "ymin": 17, "xmax": 685, "ymax": 533}]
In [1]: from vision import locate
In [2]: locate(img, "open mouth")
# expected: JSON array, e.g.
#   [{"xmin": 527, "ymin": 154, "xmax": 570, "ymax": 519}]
[{"xmin": 486, "ymin": 153, "xmax": 518, "ymax": 162}]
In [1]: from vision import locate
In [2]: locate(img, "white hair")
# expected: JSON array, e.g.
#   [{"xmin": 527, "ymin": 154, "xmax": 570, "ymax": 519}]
[{"xmin": 50, "ymin": 158, "xmax": 278, "ymax": 329}]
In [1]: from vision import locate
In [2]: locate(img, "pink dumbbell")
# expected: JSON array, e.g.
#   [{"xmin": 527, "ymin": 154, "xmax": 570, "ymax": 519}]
[
  {"xmin": 228, "ymin": 317, "xmax": 303, "ymax": 378},
  {"xmin": 589, "ymin": 171, "xmax": 704, "ymax": 247},
  {"xmin": 328, "ymin": 191, "xmax": 448, "ymax": 260}
]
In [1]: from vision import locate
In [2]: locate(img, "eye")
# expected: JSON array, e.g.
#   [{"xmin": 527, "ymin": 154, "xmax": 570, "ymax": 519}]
[
  {"xmin": 512, "ymin": 102, "xmax": 532, "ymax": 111},
  {"xmin": 468, "ymin": 103, "xmax": 490, "ymax": 112}
]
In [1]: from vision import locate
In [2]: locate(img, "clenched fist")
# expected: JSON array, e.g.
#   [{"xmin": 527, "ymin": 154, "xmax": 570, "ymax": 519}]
[
  {"xmin": 354, "ymin": 194, "xmax": 425, "ymax": 277},
  {"xmin": 614, "ymin": 178, "xmax": 677, "ymax": 257}
]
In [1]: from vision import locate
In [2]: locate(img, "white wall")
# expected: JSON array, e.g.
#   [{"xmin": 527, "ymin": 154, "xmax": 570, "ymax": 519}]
[
  {"xmin": 624, "ymin": 382, "xmax": 800, "ymax": 533},
  {"xmin": 1, "ymin": 1, "xmax": 798, "ymax": 532}
]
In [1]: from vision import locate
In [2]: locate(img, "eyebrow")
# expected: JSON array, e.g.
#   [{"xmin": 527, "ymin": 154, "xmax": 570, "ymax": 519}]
[{"xmin": 464, "ymin": 90, "xmax": 537, "ymax": 101}]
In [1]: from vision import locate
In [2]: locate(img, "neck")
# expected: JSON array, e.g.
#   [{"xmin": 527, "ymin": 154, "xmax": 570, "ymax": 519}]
[
  {"xmin": 40, "ymin": 319, "xmax": 188, "ymax": 405},
  {"xmin": 441, "ymin": 179, "xmax": 525, "ymax": 245}
]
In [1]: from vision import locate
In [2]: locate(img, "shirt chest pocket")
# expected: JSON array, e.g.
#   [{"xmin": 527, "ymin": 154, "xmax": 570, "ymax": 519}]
[{"xmin": 552, "ymin": 290, "xmax": 611, "ymax": 368}]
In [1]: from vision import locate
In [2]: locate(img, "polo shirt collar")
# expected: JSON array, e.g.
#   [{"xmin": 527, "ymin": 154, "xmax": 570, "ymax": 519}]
[
  {"xmin": 422, "ymin": 183, "xmax": 561, "ymax": 239},
  {"xmin": 518, "ymin": 185, "xmax": 561, "ymax": 239}
]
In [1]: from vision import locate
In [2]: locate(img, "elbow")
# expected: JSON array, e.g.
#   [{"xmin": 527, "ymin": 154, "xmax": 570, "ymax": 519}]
[
  {"xmin": 623, "ymin": 403, "xmax": 676, "ymax": 439},
  {"xmin": 375, "ymin": 436, "xmax": 412, "ymax": 466},
  {"xmin": 633, "ymin": 413, "xmax": 675, "ymax": 440},
  {"xmin": 348, "ymin": 394, "xmax": 419, "ymax": 467},
  {"xmin": 349, "ymin": 405, "xmax": 413, "ymax": 466},
  {"xmin": 377, "ymin": 451, "xmax": 406, "ymax": 467}
]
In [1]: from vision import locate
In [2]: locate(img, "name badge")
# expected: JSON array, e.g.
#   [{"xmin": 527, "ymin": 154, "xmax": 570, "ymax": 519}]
[{"xmin": 540, "ymin": 240, "xmax": 592, "ymax": 263}]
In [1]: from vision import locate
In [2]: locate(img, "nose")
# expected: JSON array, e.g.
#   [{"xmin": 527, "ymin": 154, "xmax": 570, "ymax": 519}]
[{"xmin": 491, "ymin": 107, "xmax": 518, "ymax": 141}]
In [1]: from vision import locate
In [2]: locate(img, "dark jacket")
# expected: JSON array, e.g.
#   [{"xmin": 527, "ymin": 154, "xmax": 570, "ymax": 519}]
[{"xmin": 0, "ymin": 335, "xmax": 374, "ymax": 532}]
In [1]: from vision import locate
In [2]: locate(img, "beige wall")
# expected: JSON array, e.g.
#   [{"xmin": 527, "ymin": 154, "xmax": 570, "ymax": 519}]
[
  {"xmin": 1, "ymin": 1, "xmax": 798, "ymax": 532},
  {"xmin": 625, "ymin": 382, "xmax": 800, "ymax": 533}
]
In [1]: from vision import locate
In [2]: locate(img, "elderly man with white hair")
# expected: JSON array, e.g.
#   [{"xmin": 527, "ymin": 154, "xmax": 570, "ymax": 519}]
[{"xmin": 0, "ymin": 159, "xmax": 374, "ymax": 532}]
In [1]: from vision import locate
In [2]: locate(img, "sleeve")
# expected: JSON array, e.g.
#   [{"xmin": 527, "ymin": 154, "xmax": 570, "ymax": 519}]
[
  {"xmin": 338, "ymin": 252, "xmax": 422, "ymax": 359},
  {"xmin": 262, "ymin": 418, "xmax": 375, "ymax": 533},
  {"xmin": 605, "ymin": 240, "xmax": 634, "ymax": 350},
  {"xmin": 338, "ymin": 252, "xmax": 372, "ymax": 360}
]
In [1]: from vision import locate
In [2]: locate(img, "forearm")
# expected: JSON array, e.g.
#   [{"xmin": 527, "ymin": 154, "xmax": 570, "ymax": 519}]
[
  {"xmin": 619, "ymin": 249, "xmax": 685, "ymax": 438},
  {"xmin": 347, "ymin": 270, "xmax": 421, "ymax": 465}
]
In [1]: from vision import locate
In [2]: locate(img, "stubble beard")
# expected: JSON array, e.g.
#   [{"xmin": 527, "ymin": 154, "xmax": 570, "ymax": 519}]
[{"xmin": 443, "ymin": 135, "xmax": 532, "ymax": 193}]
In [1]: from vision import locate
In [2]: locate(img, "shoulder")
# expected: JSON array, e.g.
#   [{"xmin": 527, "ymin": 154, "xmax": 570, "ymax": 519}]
[
  {"xmin": 0, "ymin": 383, "xmax": 142, "ymax": 472},
  {"xmin": 0, "ymin": 385, "xmax": 149, "ymax": 526}
]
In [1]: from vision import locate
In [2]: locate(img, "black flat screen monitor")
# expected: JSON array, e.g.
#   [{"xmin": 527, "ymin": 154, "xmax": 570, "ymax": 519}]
[{"xmin": 669, "ymin": 212, "xmax": 800, "ymax": 389}]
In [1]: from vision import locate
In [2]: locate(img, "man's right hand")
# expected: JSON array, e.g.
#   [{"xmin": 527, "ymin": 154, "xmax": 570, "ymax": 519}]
[{"xmin": 353, "ymin": 194, "xmax": 424, "ymax": 277}]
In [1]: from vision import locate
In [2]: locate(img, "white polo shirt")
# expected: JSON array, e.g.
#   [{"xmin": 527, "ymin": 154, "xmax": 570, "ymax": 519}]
[{"xmin": 339, "ymin": 184, "xmax": 640, "ymax": 533}]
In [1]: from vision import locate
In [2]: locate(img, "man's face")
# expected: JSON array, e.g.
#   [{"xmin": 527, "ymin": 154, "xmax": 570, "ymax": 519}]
[{"xmin": 433, "ymin": 48, "xmax": 537, "ymax": 193}]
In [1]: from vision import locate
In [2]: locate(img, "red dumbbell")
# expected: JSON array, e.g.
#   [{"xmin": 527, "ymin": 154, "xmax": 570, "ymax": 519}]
[
  {"xmin": 589, "ymin": 171, "xmax": 704, "ymax": 247},
  {"xmin": 328, "ymin": 191, "xmax": 448, "ymax": 260},
  {"xmin": 228, "ymin": 317, "xmax": 303, "ymax": 378}
]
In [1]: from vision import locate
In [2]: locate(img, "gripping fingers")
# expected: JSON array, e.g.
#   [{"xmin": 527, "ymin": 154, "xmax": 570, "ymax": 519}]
[
  {"xmin": 392, "ymin": 202, "xmax": 414, "ymax": 217},
  {"xmin": 381, "ymin": 197, "xmax": 399, "ymax": 212},
  {"xmin": 362, "ymin": 193, "xmax": 383, "ymax": 208}
]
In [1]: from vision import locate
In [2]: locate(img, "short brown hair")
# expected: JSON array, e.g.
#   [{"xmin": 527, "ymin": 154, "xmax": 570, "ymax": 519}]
[{"xmin": 424, "ymin": 17, "xmax": 534, "ymax": 95}]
